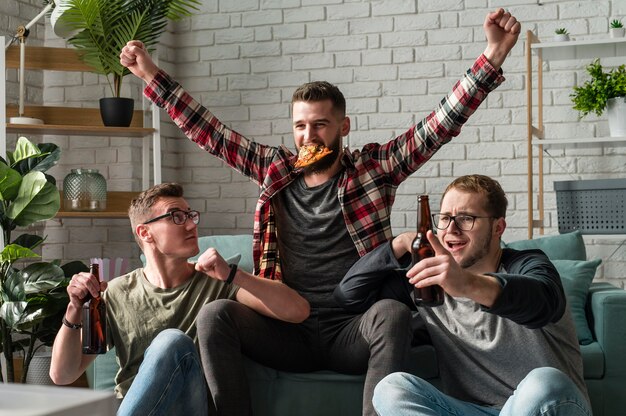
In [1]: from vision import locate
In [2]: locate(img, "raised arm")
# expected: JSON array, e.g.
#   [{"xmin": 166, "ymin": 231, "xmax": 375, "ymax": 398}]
[
  {"xmin": 482, "ymin": 8, "xmax": 521, "ymax": 70},
  {"xmin": 195, "ymin": 248, "xmax": 310, "ymax": 323},
  {"xmin": 49, "ymin": 271, "xmax": 104, "ymax": 385},
  {"xmin": 119, "ymin": 40, "xmax": 161, "ymax": 84}
]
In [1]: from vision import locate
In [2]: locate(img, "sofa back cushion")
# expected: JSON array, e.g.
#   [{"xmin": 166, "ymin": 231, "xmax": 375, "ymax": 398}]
[
  {"xmin": 140, "ymin": 234, "xmax": 254, "ymax": 273},
  {"xmin": 194, "ymin": 234, "xmax": 254, "ymax": 273},
  {"xmin": 503, "ymin": 231, "xmax": 602, "ymax": 345},
  {"xmin": 504, "ymin": 230, "xmax": 586, "ymax": 261}
]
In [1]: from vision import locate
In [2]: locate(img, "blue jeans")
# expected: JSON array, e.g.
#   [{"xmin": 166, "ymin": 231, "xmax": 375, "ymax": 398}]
[
  {"xmin": 117, "ymin": 329, "xmax": 208, "ymax": 416},
  {"xmin": 373, "ymin": 367, "xmax": 591, "ymax": 416}
]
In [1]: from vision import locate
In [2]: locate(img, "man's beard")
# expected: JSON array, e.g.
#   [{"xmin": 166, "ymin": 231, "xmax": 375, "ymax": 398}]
[
  {"xmin": 458, "ymin": 231, "xmax": 493, "ymax": 269},
  {"xmin": 305, "ymin": 135, "xmax": 342, "ymax": 174}
]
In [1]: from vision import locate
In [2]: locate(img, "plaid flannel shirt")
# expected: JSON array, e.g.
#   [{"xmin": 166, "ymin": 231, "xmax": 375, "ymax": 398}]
[{"xmin": 144, "ymin": 54, "xmax": 504, "ymax": 280}]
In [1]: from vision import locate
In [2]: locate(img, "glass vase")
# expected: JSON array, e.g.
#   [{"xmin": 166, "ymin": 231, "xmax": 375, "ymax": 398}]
[{"xmin": 63, "ymin": 169, "xmax": 107, "ymax": 211}]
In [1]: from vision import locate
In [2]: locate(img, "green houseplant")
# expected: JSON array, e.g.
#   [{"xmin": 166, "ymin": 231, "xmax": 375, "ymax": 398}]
[
  {"xmin": 51, "ymin": 0, "xmax": 200, "ymax": 126},
  {"xmin": 554, "ymin": 27, "xmax": 570, "ymax": 41},
  {"xmin": 571, "ymin": 59, "xmax": 626, "ymax": 137},
  {"xmin": 610, "ymin": 18, "xmax": 625, "ymax": 38},
  {"xmin": 0, "ymin": 137, "xmax": 87, "ymax": 383}
]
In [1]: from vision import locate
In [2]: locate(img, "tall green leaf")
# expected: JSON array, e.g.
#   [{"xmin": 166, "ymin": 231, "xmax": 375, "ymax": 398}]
[
  {"xmin": 0, "ymin": 163, "xmax": 22, "ymax": 202},
  {"xmin": 0, "ymin": 244, "xmax": 40, "ymax": 266},
  {"xmin": 6, "ymin": 172, "xmax": 60, "ymax": 226}
]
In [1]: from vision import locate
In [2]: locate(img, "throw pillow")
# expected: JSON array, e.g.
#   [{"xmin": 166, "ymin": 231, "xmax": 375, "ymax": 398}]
[
  {"xmin": 551, "ymin": 258, "xmax": 602, "ymax": 345},
  {"xmin": 504, "ymin": 230, "xmax": 586, "ymax": 261}
]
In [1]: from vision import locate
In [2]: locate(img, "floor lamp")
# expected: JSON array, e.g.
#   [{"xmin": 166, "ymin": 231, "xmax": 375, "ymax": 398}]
[{"xmin": 4, "ymin": 0, "xmax": 72, "ymax": 125}]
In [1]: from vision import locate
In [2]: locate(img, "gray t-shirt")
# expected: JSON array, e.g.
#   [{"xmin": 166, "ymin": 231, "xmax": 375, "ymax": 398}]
[
  {"xmin": 420, "ymin": 262, "xmax": 587, "ymax": 407},
  {"xmin": 273, "ymin": 174, "xmax": 360, "ymax": 308},
  {"xmin": 104, "ymin": 267, "xmax": 238, "ymax": 398}
]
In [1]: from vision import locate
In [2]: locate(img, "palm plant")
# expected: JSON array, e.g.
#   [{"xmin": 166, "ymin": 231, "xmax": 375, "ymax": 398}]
[
  {"xmin": 54, "ymin": 0, "xmax": 200, "ymax": 98},
  {"xmin": 0, "ymin": 136, "xmax": 87, "ymax": 383}
]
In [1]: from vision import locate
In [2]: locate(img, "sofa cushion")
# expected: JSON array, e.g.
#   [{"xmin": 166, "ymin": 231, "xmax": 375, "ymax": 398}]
[
  {"xmin": 504, "ymin": 230, "xmax": 586, "ymax": 261},
  {"xmin": 552, "ymin": 259, "xmax": 602, "ymax": 345},
  {"xmin": 580, "ymin": 341, "xmax": 604, "ymax": 379},
  {"xmin": 140, "ymin": 234, "xmax": 253, "ymax": 273},
  {"xmin": 196, "ymin": 235, "xmax": 254, "ymax": 273}
]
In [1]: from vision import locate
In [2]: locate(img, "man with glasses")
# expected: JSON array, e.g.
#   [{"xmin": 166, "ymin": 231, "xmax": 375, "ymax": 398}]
[
  {"xmin": 50, "ymin": 183, "xmax": 309, "ymax": 416},
  {"xmin": 335, "ymin": 174, "xmax": 590, "ymax": 416}
]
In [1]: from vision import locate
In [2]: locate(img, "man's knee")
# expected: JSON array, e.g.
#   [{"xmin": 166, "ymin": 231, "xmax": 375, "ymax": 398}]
[
  {"xmin": 518, "ymin": 367, "xmax": 574, "ymax": 399},
  {"xmin": 145, "ymin": 329, "xmax": 196, "ymax": 362},
  {"xmin": 365, "ymin": 299, "xmax": 412, "ymax": 333},
  {"xmin": 373, "ymin": 372, "xmax": 428, "ymax": 411},
  {"xmin": 505, "ymin": 367, "xmax": 591, "ymax": 416},
  {"xmin": 197, "ymin": 299, "xmax": 240, "ymax": 332}
]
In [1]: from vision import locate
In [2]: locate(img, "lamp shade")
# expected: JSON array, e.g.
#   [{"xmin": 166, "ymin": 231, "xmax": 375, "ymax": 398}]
[{"xmin": 50, "ymin": 0, "xmax": 77, "ymax": 38}]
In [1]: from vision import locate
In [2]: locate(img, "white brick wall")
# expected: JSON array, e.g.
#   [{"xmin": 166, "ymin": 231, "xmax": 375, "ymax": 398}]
[{"xmin": 2, "ymin": 0, "xmax": 625, "ymax": 286}]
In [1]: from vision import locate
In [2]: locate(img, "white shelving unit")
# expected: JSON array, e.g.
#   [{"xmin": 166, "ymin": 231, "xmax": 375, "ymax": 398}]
[
  {"xmin": 1, "ymin": 36, "xmax": 161, "ymax": 218},
  {"xmin": 525, "ymin": 32, "xmax": 626, "ymax": 239}
]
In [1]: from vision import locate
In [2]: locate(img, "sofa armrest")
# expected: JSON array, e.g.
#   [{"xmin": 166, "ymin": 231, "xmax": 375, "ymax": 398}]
[{"xmin": 588, "ymin": 282, "xmax": 626, "ymax": 378}]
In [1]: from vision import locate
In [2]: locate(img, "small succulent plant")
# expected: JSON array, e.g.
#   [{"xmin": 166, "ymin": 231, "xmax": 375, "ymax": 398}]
[
  {"xmin": 555, "ymin": 28, "xmax": 569, "ymax": 35},
  {"xmin": 610, "ymin": 19, "xmax": 623, "ymax": 29}
]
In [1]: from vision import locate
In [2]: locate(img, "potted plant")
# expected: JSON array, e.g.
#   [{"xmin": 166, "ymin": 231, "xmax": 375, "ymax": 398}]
[
  {"xmin": 0, "ymin": 136, "xmax": 87, "ymax": 383},
  {"xmin": 554, "ymin": 28, "xmax": 570, "ymax": 42},
  {"xmin": 610, "ymin": 19, "xmax": 624, "ymax": 38},
  {"xmin": 51, "ymin": 0, "xmax": 200, "ymax": 127},
  {"xmin": 571, "ymin": 59, "xmax": 626, "ymax": 137}
]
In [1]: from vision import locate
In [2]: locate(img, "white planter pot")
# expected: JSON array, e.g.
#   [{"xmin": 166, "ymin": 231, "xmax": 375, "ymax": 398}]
[
  {"xmin": 553, "ymin": 34, "xmax": 570, "ymax": 42},
  {"xmin": 610, "ymin": 27, "xmax": 625, "ymax": 38},
  {"xmin": 607, "ymin": 96, "xmax": 626, "ymax": 137}
]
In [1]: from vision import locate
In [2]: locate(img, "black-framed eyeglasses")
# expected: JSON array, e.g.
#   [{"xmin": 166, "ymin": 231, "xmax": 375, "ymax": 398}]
[
  {"xmin": 143, "ymin": 209, "xmax": 200, "ymax": 226},
  {"xmin": 431, "ymin": 214, "xmax": 495, "ymax": 231}
]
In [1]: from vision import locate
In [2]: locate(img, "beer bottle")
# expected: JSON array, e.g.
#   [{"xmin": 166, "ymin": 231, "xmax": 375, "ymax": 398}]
[
  {"xmin": 82, "ymin": 263, "xmax": 107, "ymax": 354},
  {"xmin": 411, "ymin": 195, "xmax": 444, "ymax": 306}
]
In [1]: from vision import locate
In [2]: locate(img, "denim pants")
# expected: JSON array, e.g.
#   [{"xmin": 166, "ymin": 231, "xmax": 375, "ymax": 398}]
[
  {"xmin": 373, "ymin": 367, "xmax": 591, "ymax": 416},
  {"xmin": 117, "ymin": 328, "xmax": 208, "ymax": 416}
]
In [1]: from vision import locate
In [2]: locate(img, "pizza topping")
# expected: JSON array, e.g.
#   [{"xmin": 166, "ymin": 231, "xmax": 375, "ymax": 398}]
[{"xmin": 294, "ymin": 144, "xmax": 333, "ymax": 168}]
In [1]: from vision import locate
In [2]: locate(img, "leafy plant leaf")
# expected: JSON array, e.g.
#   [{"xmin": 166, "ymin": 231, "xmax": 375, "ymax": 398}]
[
  {"xmin": 12, "ymin": 234, "xmax": 45, "ymax": 250},
  {"xmin": 0, "ymin": 244, "xmax": 40, "ymax": 266},
  {"xmin": 0, "ymin": 301, "xmax": 28, "ymax": 329},
  {"xmin": 0, "ymin": 162, "xmax": 22, "ymax": 202},
  {"xmin": 20, "ymin": 263, "xmax": 66, "ymax": 295},
  {"xmin": 6, "ymin": 171, "xmax": 60, "ymax": 226}
]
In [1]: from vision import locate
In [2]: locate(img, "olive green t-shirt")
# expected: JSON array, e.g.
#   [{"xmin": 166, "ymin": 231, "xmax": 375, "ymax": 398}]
[{"xmin": 103, "ymin": 267, "xmax": 239, "ymax": 397}]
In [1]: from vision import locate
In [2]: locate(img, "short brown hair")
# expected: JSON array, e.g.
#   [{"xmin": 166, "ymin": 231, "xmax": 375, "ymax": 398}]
[
  {"xmin": 291, "ymin": 81, "xmax": 346, "ymax": 117},
  {"xmin": 128, "ymin": 183, "xmax": 184, "ymax": 242},
  {"xmin": 442, "ymin": 175, "xmax": 508, "ymax": 218}
]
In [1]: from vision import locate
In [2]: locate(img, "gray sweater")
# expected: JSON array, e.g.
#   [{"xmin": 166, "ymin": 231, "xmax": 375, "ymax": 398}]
[{"xmin": 335, "ymin": 244, "xmax": 588, "ymax": 408}]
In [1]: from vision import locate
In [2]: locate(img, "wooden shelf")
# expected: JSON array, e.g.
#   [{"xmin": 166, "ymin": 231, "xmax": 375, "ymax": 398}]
[
  {"xmin": 7, "ymin": 105, "xmax": 154, "ymax": 137},
  {"xmin": 532, "ymin": 137, "xmax": 626, "ymax": 147},
  {"xmin": 8, "ymin": 123, "xmax": 154, "ymax": 137},
  {"xmin": 530, "ymin": 37, "xmax": 626, "ymax": 60},
  {"xmin": 2, "ymin": 37, "xmax": 162, "ymax": 219},
  {"xmin": 6, "ymin": 45, "xmax": 92, "ymax": 71},
  {"xmin": 57, "ymin": 191, "xmax": 136, "ymax": 218}
]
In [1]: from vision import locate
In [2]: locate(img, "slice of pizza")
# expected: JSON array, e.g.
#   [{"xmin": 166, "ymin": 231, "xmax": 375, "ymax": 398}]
[{"xmin": 294, "ymin": 144, "xmax": 333, "ymax": 168}]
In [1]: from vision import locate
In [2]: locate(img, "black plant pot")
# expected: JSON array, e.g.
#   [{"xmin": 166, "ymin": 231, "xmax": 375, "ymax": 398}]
[{"xmin": 99, "ymin": 97, "xmax": 134, "ymax": 127}]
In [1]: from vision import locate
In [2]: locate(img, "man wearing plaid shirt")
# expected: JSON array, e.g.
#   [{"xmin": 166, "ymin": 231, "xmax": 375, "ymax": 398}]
[{"xmin": 121, "ymin": 8, "xmax": 520, "ymax": 416}]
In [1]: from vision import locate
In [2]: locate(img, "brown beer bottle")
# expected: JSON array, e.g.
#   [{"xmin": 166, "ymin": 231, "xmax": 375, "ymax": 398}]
[
  {"xmin": 411, "ymin": 195, "xmax": 444, "ymax": 306},
  {"xmin": 82, "ymin": 263, "xmax": 107, "ymax": 354}
]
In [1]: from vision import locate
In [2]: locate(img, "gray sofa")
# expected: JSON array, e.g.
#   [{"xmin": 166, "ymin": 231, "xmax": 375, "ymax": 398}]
[{"xmin": 86, "ymin": 232, "xmax": 626, "ymax": 416}]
